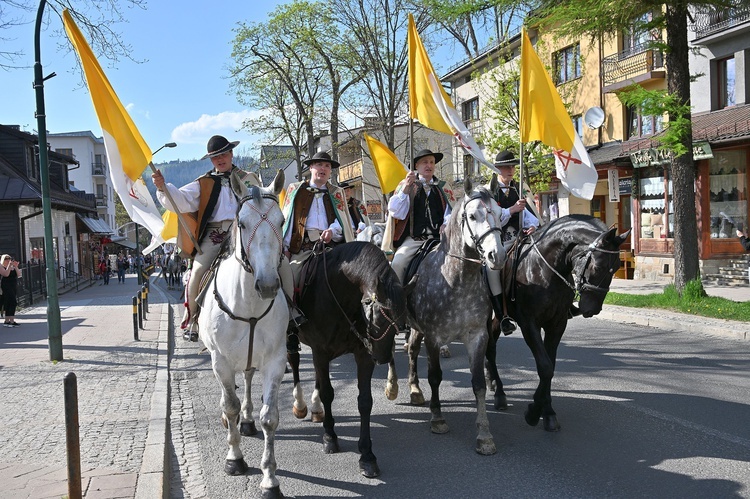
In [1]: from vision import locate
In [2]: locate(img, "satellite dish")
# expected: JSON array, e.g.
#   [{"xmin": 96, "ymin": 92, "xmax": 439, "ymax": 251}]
[{"xmin": 584, "ymin": 106, "xmax": 605, "ymax": 129}]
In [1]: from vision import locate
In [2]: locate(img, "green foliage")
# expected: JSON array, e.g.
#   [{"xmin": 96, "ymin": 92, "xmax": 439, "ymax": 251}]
[{"xmin": 604, "ymin": 280, "xmax": 750, "ymax": 322}]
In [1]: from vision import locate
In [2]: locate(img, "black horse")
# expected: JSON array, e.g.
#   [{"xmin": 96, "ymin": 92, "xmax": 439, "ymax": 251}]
[
  {"xmin": 485, "ymin": 214, "xmax": 630, "ymax": 432},
  {"xmin": 287, "ymin": 241, "xmax": 410, "ymax": 478}
]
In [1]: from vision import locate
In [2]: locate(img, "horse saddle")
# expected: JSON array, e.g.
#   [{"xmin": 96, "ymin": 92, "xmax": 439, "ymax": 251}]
[
  {"xmin": 404, "ymin": 238, "xmax": 440, "ymax": 286},
  {"xmin": 195, "ymin": 235, "xmax": 234, "ymax": 311}
]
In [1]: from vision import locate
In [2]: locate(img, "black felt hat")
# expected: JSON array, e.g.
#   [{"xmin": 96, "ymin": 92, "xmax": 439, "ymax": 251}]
[
  {"xmin": 493, "ymin": 150, "xmax": 520, "ymax": 166},
  {"xmin": 201, "ymin": 135, "xmax": 239, "ymax": 160},
  {"xmin": 412, "ymin": 148, "xmax": 444, "ymax": 166},
  {"xmin": 303, "ymin": 151, "xmax": 340, "ymax": 169}
]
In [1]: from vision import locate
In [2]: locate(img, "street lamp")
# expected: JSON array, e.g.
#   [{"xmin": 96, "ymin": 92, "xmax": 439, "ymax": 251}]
[{"xmin": 152, "ymin": 142, "xmax": 177, "ymax": 157}]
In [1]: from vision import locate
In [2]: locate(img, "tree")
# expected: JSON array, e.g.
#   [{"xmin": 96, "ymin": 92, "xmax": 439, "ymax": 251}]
[{"xmin": 529, "ymin": 1, "xmax": 745, "ymax": 292}]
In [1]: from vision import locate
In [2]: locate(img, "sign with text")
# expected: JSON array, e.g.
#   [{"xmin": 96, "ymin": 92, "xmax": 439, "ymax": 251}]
[
  {"xmin": 630, "ymin": 141, "xmax": 713, "ymax": 168},
  {"xmin": 608, "ymin": 169, "xmax": 620, "ymax": 202}
]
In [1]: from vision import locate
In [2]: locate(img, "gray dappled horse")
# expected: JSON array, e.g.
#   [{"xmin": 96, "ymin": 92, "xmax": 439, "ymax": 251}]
[
  {"xmin": 485, "ymin": 214, "xmax": 630, "ymax": 432},
  {"xmin": 164, "ymin": 252, "xmax": 182, "ymax": 290},
  {"xmin": 387, "ymin": 180, "xmax": 506, "ymax": 455},
  {"xmin": 197, "ymin": 172, "xmax": 288, "ymax": 499}
]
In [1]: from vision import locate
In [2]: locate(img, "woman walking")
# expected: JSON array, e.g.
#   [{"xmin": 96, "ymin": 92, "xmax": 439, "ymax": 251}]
[{"xmin": 0, "ymin": 254, "xmax": 22, "ymax": 327}]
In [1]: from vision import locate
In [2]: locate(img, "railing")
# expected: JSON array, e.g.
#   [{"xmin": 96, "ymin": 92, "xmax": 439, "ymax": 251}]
[
  {"xmin": 691, "ymin": 4, "xmax": 750, "ymax": 39},
  {"xmin": 17, "ymin": 261, "xmax": 96, "ymax": 309},
  {"xmin": 95, "ymin": 194, "xmax": 108, "ymax": 207},
  {"xmin": 602, "ymin": 43, "xmax": 664, "ymax": 86},
  {"xmin": 92, "ymin": 162, "xmax": 107, "ymax": 177}
]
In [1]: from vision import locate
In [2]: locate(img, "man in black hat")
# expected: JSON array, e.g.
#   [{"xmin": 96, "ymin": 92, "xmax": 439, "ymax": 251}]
[
  {"xmin": 339, "ymin": 181, "xmax": 370, "ymax": 234},
  {"xmin": 153, "ymin": 135, "xmax": 279, "ymax": 339},
  {"xmin": 386, "ymin": 148, "xmax": 454, "ymax": 284}
]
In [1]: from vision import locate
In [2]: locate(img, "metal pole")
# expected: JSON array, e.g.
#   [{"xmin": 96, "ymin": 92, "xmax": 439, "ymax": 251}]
[
  {"xmin": 138, "ymin": 290, "xmax": 143, "ymax": 330},
  {"xmin": 135, "ymin": 225, "xmax": 143, "ymax": 286},
  {"xmin": 34, "ymin": 0, "xmax": 63, "ymax": 361},
  {"xmin": 64, "ymin": 372, "xmax": 82, "ymax": 499},
  {"xmin": 133, "ymin": 296, "xmax": 139, "ymax": 340}
]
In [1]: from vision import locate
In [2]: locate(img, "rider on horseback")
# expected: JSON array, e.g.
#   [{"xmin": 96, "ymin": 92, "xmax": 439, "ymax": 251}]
[
  {"xmin": 386, "ymin": 148, "xmax": 454, "ymax": 284},
  {"xmin": 152, "ymin": 135, "xmax": 298, "ymax": 341}
]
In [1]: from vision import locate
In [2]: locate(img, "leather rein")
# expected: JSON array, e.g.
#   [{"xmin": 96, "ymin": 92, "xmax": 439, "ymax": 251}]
[{"xmin": 447, "ymin": 191, "xmax": 503, "ymax": 266}]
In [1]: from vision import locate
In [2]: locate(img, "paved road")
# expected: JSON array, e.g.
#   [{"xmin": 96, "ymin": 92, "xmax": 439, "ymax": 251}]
[{"xmin": 167, "ymin": 312, "xmax": 750, "ymax": 498}]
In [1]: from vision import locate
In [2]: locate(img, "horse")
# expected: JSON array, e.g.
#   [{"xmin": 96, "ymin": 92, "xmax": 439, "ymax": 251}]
[
  {"xmin": 356, "ymin": 222, "xmax": 385, "ymax": 247},
  {"xmin": 484, "ymin": 214, "xmax": 629, "ymax": 432},
  {"xmin": 287, "ymin": 241, "xmax": 410, "ymax": 478},
  {"xmin": 197, "ymin": 171, "xmax": 288, "ymax": 498},
  {"xmin": 385, "ymin": 180, "xmax": 507, "ymax": 455},
  {"xmin": 164, "ymin": 252, "xmax": 182, "ymax": 290}
]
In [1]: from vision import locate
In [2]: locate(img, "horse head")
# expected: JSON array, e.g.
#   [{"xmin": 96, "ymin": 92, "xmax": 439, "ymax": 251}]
[
  {"xmin": 361, "ymin": 261, "xmax": 410, "ymax": 365},
  {"xmin": 451, "ymin": 178, "xmax": 506, "ymax": 270},
  {"xmin": 574, "ymin": 225, "xmax": 631, "ymax": 317},
  {"xmin": 232, "ymin": 170, "xmax": 286, "ymax": 300}
]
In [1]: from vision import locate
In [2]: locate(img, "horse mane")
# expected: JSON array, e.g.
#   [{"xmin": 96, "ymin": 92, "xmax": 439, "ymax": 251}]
[{"xmin": 335, "ymin": 242, "xmax": 400, "ymax": 302}]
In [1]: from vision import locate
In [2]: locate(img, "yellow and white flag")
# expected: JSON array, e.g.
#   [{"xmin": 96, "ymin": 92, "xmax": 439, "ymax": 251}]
[
  {"xmin": 63, "ymin": 9, "xmax": 165, "ymax": 253},
  {"xmin": 161, "ymin": 210, "xmax": 178, "ymax": 245},
  {"xmin": 364, "ymin": 134, "xmax": 407, "ymax": 194},
  {"xmin": 519, "ymin": 28, "xmax": 597, "ymax": 200},
  {"xmin": 408, "ymin": 14, "xmax": 501, "ymax": 175}
]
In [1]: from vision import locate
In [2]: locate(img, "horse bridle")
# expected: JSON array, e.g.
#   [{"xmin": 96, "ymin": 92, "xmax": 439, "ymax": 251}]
[
  {"xmin": 317, "ymin": 241, "xmax": 404, "ymax": 354},
  {"xmin": 529, "ymin": 230, "xmax": 621, "ymax": 296},
  {"xmin": 450, "ymin": 192, "xmax": 503, "ymax": 265}
]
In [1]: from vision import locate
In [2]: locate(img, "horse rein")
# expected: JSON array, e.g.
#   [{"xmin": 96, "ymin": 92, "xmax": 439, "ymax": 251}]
[{"xmin": 448, "ymin": 192, "xmax": 502, "ymax": 265}]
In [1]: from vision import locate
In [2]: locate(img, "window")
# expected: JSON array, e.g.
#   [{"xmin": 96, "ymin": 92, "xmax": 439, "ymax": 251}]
[
  {"xmin": 627, "ymin": 105, "xmax": 664, "ymax": 139},
  {"xmin": 622, "ymin": 13, "xmax": 653, "ymax": 52},
  {"xmin": 572, "ymin": 115, "xmax": 583, "ymax": 137},
  {"xmin": 717, "ymin": 57, "xmax": 736, "ymax": 109},
  {"xmin": 463, "ymin": 154, "xmax": 479, "ymax": 177},
  {"xmin": 56, "ymin": 148, "xmax": 73, "ymax": 158},
  {"xmin": 462, "ymin": 98, "xmax": 479, "ymax": 123},
  {"xmin": 708, "ymin": 150, "xmax": 746, "ymax": 239},
  {"xmin": 554, "ymin": 44, "xmax": 580, "ymax": 84}
]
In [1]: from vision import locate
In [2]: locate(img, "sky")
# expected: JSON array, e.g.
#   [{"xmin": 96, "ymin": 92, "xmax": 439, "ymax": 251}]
[{"xmin": 1, "ymin": 1, "xmax": 286, "ymax": 164}]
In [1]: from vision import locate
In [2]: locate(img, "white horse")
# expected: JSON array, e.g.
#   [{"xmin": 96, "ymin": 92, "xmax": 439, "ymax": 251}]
[
  {"xmin": 356, "ymin": 222, "xmax": 385, "ymax": 247},
  {"xmin": 198, "ymin": 171, "xmax": 288, "ymax": 498}
]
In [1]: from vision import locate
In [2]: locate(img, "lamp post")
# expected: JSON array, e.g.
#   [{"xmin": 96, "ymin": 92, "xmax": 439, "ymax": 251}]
[{"xmin": 34, "ymin": 0, "xmax": 63, "ymax": 361}]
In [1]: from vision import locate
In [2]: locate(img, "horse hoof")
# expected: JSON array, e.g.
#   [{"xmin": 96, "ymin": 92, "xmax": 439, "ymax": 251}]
[
  {"xmin": 543, "ymin": 415, "xmax": 561, "ymax": 432},
  {"xmin": 261, "ymin": 486, "xmax": 283, "ymax": 499},
  {"xmin": 440, "ymin": 345, "xmax": 451, "ymax": 358},
  {"xmin": 385, "ymin": 383, "xmax": 398, "ymax": 401},
  {"xmin": 494, "ymin": 393, "xmax": 508, "ymax": 411},
  {"xmin": 476, "ymin": 437, "xmax": 497, "ymax": 456},
  {"xmin": 323, "ymin": 435, "xmax": 340, "ymax": 454},
  {"xmin": 240, "ymin": 421, "xmax": 257, "ymax": 436},
  {"xmin": 410, "ymin": 392, "xmax": 425, "ymax": 406},
  {"xmin": 430, "ymin": 419, "xmax": 449, "ymax": 434},
  {"xmin": 311, "ymin": 410, "xmax": 324, "ymax": 423},
  {"xmin": 224, "ymin": 458, "xmax": 249, "ymax": 476},
  {"xmin": 359, "ymin": 459, "xmax": 381, "ymax": 478},
  {"xmin": 524, "ymin": 404, "xmax": 542, "ymax": 427},
  {"xmin": 293, "ymin": 405, "xmax": 308, "ymax": 419}
]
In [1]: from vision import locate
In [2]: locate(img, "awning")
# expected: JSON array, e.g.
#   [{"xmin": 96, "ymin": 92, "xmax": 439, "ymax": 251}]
[
  {"xmin": 77, "ymin": 214, "xmax": 115, "ymax": 234},
  {"xmin": 110, "ymin": 236, "xmax": 137, "ymax": 250}
]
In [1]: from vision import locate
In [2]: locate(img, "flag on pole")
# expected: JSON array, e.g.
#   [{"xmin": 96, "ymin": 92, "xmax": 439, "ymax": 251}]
[
  {"xmin": 161, "ymin": 211, "xmax": 178, "ymax": 244},
  {"xmin": 407, "ymin": 14, "xmax": 502, "ymax": 175},
  {"xmin": 519, "ymin": 28, "xmax": 597, "ymax": 200},
  {"xmin": 364, "ymin": 134, "xmax": 407, "ymax": 194},
  {"xmin": 62, "ymin": 9, "xmax": 166, "ymax": 252}
]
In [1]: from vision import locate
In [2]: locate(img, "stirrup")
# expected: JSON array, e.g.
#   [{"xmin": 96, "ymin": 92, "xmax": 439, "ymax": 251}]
[
  {"xmin": 183, "ymin": 321, "xmax": 199, "ymax": 342},
  {"xmin": 500, "ymin": 316, "xmax": 516, "ymax": 336},
  {"xmin": 285, "ymin": 294, "xmax": 307, "ymax": 329},
  {"xmin": 286, "ymin": 330, "xmax": 301, "ymax": 354}
]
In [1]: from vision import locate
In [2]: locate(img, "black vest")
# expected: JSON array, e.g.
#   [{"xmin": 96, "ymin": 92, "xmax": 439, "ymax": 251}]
[
  {"xmin": 494, "ymin": 181, "xmax": 532, "ymax": 242},
  {"xmin": 396, "ymin": 185, "xmax": 445, "ymax": 246}
]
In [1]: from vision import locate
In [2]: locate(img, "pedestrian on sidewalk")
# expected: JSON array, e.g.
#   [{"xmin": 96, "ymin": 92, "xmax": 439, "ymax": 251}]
[
  {"xmin": 98, "ymin": 258, "xmax": 110, "ymax": 285},
  {"xmin": 116, "ymin": 253, "xmax": 127, "ymax": 283},
  {"xmin": 0, "ymin": 254, "xmax": 21, "ymax": 327}
]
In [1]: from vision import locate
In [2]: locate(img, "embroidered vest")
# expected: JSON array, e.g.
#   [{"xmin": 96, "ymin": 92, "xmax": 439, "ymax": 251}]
[
  {"xmin": 289, "ymin": 183, "xmax": 337, "ymax": 254},
  {"xmin": 394, "ymin": 184, "xmax": 448, "ymax": 248}
]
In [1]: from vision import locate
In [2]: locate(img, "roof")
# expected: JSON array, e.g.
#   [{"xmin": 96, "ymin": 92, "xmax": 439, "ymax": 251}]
[
  {"xmin": 692, "ymin": 104, "xmax": 750, "ymax": 144},
  {"xmin": 76, "ymin": 214, "xmax": 114, "ymax": 234}
]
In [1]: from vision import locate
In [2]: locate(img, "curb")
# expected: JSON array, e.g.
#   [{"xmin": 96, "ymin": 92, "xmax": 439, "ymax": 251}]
[
  {"xmin": 597, "ymin": 304, "xmax": 750, "ymax": 341},
  {"xmin": 135, "ymin": 303, "xmax": 172, "ymax": 499}
]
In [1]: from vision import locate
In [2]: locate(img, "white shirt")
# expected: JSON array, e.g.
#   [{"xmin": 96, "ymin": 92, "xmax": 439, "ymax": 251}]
[
  {"xmin": 156, "ymin": 179, "xmax": 237, "ymax": 222},
  {"xmin": 387, "ymin": 178, "xmax": 452, "ymax": 224}
]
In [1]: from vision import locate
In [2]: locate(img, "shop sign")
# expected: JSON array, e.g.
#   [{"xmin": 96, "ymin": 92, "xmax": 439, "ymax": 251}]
[
  {"xmin": 608, "ymin": 169, "xmax": 620, "ymax": 202},
  {"xmin": 366, "ymin": 200, "xmax": 383, "ymax": 222},
  {"xmin": 630, "ymin": 141, "xmax": 713, "ymax": 168},
  {"xmin": 618, "ymin": 178, "xmax": 632, "ymax": 195}
]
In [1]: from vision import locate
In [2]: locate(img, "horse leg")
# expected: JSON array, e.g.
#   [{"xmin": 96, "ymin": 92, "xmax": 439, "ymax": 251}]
[
  {"xmin": 425, "ymin": 338, "xmax": 449, "ymax": 434},
  {"xmin": 354, "ymin": 350, "xmax": 380, "ymax": 478},
  {"xmin": 257, "ymin": 355, "xmax": 286, "ymax": 498},
  {"xmin": 213, "ymin": 359, "xmax": 248, "ymax": 475},
  {"xmin": 309, "ymin": 379, "xmax": 324, "ymax": 423},
  {"xmin": 384, "ymin": 343, "xmax": 399, "ymax": 401},
  {"xmin": 315, "ymin": 360, "xmax": 339, "ymax": 454},
  {"xmin": 287, "ymin": 351, "xmax": 308, "ymax": 419},
  {"xmin": 536, "ymin": 324, "xmax": 565, "ymax": 432},
  {"xmin": 240, "ymin": 369, "xmax": 258, "ymax": 436},
  {"xmin": 485, "ymin": 318, "xmax": 508, "ymax": 410},
  {"xmin": 406, "ymin": 328, "xmax": 425, "ymax": 406},
  {"xmin": 466, "ymin": 331, "xmax": 496, "ymax": 455},
  {"xmin": 520, "ymin": 323, "xmax": 558, "ymax": 431}
]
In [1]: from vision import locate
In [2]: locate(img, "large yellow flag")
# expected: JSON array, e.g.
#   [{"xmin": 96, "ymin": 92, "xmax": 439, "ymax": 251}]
[
  {"xmin": 519, "ymin": 28, "xmax": 597, "ymax": 200},
  {"xmin": 161, "ymin": 211, "xmax": 178, "ymax": 244},
  {"xmin": 364, "ymin": 134, "xmax": 407, "ymax": 194},
  {"xmin": 63, "ymin": 9, "xmax": 166, "ymax": 251}
]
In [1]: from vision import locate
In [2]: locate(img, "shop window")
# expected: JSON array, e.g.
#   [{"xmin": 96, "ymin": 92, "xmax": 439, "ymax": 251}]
[
  {"xmin": 540, "ymin": 193, "xmax": 559, "ymax": 224},
  {"xmin": 637, "ymin": 165, "xmax": 672, "ymax": 239},
  {"xmin": 708, "ymin": 150, "xmax": 747, "ymax": 239},
  {"xmin": 554, "ymin": 44, "xmax": 581, "ymax": 84}
]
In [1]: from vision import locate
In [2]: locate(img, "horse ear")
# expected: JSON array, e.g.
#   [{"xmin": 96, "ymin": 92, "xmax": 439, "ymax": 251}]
[
  {"xmin": 489, "ymin": 173, "xmax": 498, "ymax": 194},
  {"xmin": 614, "ymin": 227, "xmax": 632, "ymax": 248},
  {"xmin": 403, "ymin": 274, "xmax": 418, "ymax": 296},
  {"xmin": 230, "ymin": 172, "xmax": 249, "ymax": 199},
  {"xmin": 272, "ymin": 169, "xmax": 285, "ymax": 195},
  {"xmin": 463, "ymin": 177, "xmax": 473, "ymax": 194}
]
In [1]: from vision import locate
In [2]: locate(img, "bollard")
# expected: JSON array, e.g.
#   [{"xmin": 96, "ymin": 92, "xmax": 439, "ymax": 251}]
[
  {"xmin": 138, "ymin": 290, "xmax": 143, "ymax": 330},
  {"xmin": 132, "ymin": 296, "xmax": 139, "ymax": 340},
  {"xmin": 64, "ymin": 372, "xmax": 82, "ymax": 499},
  {"xmin": 141, "ymin": 285, "xmax": 147, "ymax": 320},
  {"xmin": 143, "ymin": 280, "xmax": 149, "ymax": 314}
]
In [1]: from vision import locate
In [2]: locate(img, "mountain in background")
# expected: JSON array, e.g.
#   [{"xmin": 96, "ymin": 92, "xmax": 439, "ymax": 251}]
[{"xmin": 143, "ymin": 155, "xmax": 260, "ymax": 199}]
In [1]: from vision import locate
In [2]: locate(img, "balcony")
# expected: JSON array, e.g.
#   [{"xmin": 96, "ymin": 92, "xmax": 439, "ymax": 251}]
[
  {"xmin": 464, "ymin": 120, "xmax": 484, "ymax": 143},
  {"xmin": 338, "ymin": 159, "xmax": 363, "ymax": 183},
  {"xmin": 95, "ymin": 194, "xmax": 108, "ymax": 208},
  {"xmin": 92, "ymin": 162, "xmax": 107, "ymax": 177},
  {"xmin": 691, "ymin": 4, "xmax": 750, "ymax": 40},
  {"xmin": 602, "ymin": 43, "xmax": 665, "ymax": 93}
]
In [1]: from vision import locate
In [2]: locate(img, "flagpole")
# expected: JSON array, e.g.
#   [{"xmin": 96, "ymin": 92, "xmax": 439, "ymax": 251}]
[
  {"xmin": 147, "ymin": 163, "xmax": 203, "ymax": 255},
  {"xmin": 519, "ymin": 142, "xmax": 525, "ymax": 234}
]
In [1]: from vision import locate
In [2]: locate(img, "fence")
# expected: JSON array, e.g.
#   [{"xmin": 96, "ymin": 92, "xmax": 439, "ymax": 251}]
[{"xmin": 16, "ymin": 261, "xmax": 96, "ymax": 309}]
